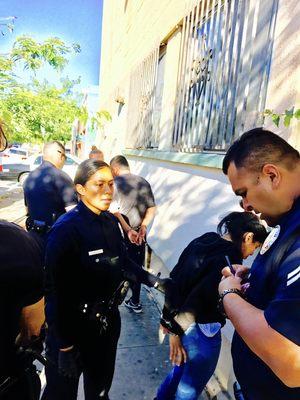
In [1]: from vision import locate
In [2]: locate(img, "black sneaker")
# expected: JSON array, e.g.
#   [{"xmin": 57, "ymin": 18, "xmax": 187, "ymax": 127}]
[{"xmin": 124, "ymin": 299, "xmax": 142, "ymax": 313}]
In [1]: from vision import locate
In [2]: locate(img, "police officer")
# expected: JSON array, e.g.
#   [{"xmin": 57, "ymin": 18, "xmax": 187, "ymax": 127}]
[
  {"xmin": 219, "ymin": 128, "xmax": 300, "ymax": 399},
  {"xmin": 0, "ymin": 124, "xmax": 44, "ymax": 399},
  {"xmin": 23, "ymin": 141, "xmax": 78, "ymax": 245},
  {"xmin": 42, "ymin": 159, "xmax": 169, "ymax": 400}
]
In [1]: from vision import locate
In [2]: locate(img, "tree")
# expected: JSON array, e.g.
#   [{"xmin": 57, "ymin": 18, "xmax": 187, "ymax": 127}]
[
  {"xmin": 0, "ymin": 35, "xmax": 80, "ymax": 92},
  {"xmin": 0, "ymin": 35, "xmax": 84, "ymax": 143},
  {"xmin": 1, "ymin": 81, "xmax": 86, "ymax": 143}
]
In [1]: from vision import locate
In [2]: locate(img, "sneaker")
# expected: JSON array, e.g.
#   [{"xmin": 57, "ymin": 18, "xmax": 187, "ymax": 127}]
[{"xmin": 124, "ymin": 299, "xmax": 142, "ymax": 313}]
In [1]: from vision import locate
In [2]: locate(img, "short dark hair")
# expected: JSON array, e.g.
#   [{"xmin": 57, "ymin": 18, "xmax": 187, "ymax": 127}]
[
  {"xmin": 223, "ymin": 128, "xmax": 300, "ymax": 174},
  {"xmin": 74, "ymin": 159, "xmax": 109, "ymax": 186},
  {"xmin": 110, "ymin": 155, "xmax": 129, "ymax": 168},
  {"xmin": 217, "ymin": 211, "xmax": 268, "ymax": 251}
]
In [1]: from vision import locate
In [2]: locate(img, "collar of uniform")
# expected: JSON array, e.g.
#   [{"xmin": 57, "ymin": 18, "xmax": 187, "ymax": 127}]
[
  {"xmin": 42, "ymin": 160, "xmax": 57, "ymax": 169},
  {"xmin": 76, "ymin": 200, "xmax": 106, "ymax": 221},
  {"xmin": 277, "ymin": 196, "xmax": 300, "ymax": 231}
]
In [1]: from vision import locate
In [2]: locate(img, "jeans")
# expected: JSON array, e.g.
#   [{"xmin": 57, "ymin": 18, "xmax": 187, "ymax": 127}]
[{"xmin": 156, "ymin": 323, "xmax": 222, "ymax": 400}]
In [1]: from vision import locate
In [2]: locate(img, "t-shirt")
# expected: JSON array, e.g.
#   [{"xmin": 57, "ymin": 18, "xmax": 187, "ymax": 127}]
[
  {"xmin": 23, "ymin": 161, "xmax": 78, "ymax": 226},
  {"xmin": 232, "ymin": 198, "xmax": 300, "ymax": 400},
  {"xmin": 0, "ymin": 221, "xmax": 44, "ymax": 379},
  {"xmin": 111, "ymin": 173, "xmax": 155, "ymax": 228}
]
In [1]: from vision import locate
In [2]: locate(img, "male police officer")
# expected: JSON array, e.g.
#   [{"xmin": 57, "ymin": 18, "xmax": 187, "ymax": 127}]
[
  {"xmin": 24, "ymin": 141, "xmax": 78, "ymax": 243},
  {"xmin": 110, "ymin": 155, "xmax": 156, "ymax": 313},
  {"xmin": 0, "ymin": 124, "xmax": 44, "ymax": 399},
  {"xmin": 219, "ymin": 128, "xmax": 300, "ymax": 399}
]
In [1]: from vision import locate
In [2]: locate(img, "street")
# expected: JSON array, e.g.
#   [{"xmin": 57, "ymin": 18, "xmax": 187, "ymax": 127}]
[{"xmin": 0, "ymin": 179, "xmax": 26, "ymax": 223}]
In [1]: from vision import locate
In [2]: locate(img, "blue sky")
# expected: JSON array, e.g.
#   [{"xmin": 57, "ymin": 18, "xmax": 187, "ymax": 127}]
[{"xmin": 0, "ymin": 0, "xmax": 103, "ymax": 89}]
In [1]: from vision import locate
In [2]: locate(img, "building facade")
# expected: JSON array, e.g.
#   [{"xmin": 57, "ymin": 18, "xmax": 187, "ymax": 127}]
[{"xmin": 98, "ymin": 0, "xmax": 300, "ymax": 396}]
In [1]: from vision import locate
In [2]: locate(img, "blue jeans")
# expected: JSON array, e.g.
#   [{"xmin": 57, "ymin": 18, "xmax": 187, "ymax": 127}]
[{"xmin": 156, "ymin": 324, "xmax": 222, "ymax": 400}]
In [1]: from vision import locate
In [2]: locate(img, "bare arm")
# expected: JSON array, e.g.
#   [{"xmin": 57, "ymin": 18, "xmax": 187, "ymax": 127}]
[
  {"xmin": 140, "ymin": 206, "xmax": 156, "ymax": 229},
  {"xmin": 220, "ymin": 270, "xmax": 300, "ymax": 387},
  {"xmin": 137, "ymin": 206, "xmax": 156, "ymax": 244},
  {"xmin": 17, "ymin": 297, "xmax": 45, "ymax": 345},
  {"xmin": 113, "ymin": 211, "xmax": 139, "ymax": 244}
]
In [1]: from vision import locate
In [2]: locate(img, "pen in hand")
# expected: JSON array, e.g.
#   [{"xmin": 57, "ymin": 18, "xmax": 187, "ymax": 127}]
[{"xmin": 225, "ymin": 255, "xmax": 235, "ymax": 275}]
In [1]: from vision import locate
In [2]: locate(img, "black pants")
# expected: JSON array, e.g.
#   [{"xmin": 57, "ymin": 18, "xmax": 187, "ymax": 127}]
[
  {"xmin": 0, "ymin": 360, "xmax": 41, "ymax": 400},
  {"xmin": 41, "ymin": 311, "xmax": 121, "ymax": 400},
  {"xmin": 126, "ymin": 240, "xmax": 146, "ymax": 304}
]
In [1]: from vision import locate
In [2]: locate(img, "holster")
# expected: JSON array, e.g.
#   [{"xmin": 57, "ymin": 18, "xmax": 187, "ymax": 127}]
[
  {"xmin": 79, "ymin": 281, "xmax": 129, "ymax": 333},
  {"xmin": 26, "ymin": 218, "xmax": 51, "ymax": 235}
]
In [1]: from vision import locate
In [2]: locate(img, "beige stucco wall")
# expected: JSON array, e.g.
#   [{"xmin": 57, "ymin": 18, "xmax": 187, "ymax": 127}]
[{"xmin": 264, "ymin": 0, "xmax": 300, "ymax": 148}]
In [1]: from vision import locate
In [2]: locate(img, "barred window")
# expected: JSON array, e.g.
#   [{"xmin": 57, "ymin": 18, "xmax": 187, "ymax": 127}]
[
  {"xmin": 173, "ymin": 0, "xmax": 278, "ymax": 152},
  {"xmin": 126, "ymin": 0, "xmax": 278, "ymax": 154}
]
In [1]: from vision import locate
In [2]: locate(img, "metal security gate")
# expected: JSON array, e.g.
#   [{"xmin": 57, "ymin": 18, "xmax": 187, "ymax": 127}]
[
  {"xmin": 172, "ymin": 0, "xmax": 278, "ymax": 152},
  {"xmin": 126, "ymin": 47, "xmax": 159, "ymax": 149}
]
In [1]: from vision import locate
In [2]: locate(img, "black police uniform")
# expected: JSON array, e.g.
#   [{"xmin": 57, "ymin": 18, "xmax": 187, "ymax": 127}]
[
  {"xmin": 42, "ymin": 201, "xmax": 163, "ymax": 400},
  {"xmin": 232, "ymin": 198, "xmax": 300, "ymax": 400},
  {"xmin": 23, "ymin": 160, "xmax": 78, "ymax": 241},
  {"xmin": 0, "ymin": 221, "xmax": 44, "ymax": 400}
]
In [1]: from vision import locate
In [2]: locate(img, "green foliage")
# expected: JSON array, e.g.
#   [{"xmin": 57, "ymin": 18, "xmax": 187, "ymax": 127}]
[
  {"xmin": 90, "ymin": 110, "xmax": 112, "ymax": 131},
  {"xmin": 0, "ymin": 35, "xmax": 80, "ymax": 92},
  {"xmin": 0, "ymin": 35, "xmax": 83, "ymax": 143},
  {"xmin": 264, "ymin": 107, "xmax": 300, "ymax": 128},
  {"xmin": 0, "ymin": 81, "xmax": 85, "ymax": 143}
]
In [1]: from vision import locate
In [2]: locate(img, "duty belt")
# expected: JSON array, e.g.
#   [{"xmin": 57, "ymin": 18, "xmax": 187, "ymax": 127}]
[
  {"xmin": 79, "ymin": 281, "xmax": 129, "ymax": 333},
  {"xmin": 26, "ymin": 218, "xmax": 51, "ymax": 235}
]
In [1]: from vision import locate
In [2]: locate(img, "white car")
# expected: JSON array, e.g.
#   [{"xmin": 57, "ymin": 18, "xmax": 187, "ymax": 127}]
[
  {"xmin": 16, "ymin": 153, "xmax": 81, "ymax": 185},
  {"xmin": 1, "ymin": 147, "xmax": 29, "ymax": 164}
]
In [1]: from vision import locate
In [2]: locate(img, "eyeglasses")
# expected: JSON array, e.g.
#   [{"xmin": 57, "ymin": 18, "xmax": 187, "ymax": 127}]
[{"xmin": 57, "ymin": 150, "xmax": 66, "ymax": 159}]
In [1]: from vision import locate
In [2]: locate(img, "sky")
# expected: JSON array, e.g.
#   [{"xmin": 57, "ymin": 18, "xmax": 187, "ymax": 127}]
[{"xmin": 0, "ymin": 0, "xmax": 103, "ymax": 89}]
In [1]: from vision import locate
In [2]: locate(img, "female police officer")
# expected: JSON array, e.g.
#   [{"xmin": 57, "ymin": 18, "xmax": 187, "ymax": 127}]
[{"xmin": 42, "ymin": 159, "xmax": 168, "ymax": 400}]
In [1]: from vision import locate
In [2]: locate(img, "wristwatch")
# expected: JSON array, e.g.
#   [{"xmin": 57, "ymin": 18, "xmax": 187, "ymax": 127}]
[{"xmin": 218, "ymin": 288, "xmax": 244, "ymax": 317}]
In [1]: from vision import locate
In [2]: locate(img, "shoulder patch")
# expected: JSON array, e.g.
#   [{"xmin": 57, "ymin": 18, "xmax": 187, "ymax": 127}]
[{"xmin": 287, "ymin": 265, "xmax": 300, "ymax": 287}]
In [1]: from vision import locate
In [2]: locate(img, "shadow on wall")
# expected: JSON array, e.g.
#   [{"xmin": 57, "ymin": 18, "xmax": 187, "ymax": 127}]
[{"xmin": 126, "ymin": 158, "xmax": 239, "ymax": 270}]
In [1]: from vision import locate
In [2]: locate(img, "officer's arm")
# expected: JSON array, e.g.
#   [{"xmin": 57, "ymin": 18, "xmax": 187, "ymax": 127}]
[
  {"xmin": 17, "ymin": 297, "xmax": 45, "ymax": 345},
  {"xmin": 220, "ymin": 272, "xmax": 300, "ymax": 388}
]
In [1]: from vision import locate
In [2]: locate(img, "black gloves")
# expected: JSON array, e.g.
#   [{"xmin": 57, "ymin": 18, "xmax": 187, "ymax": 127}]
[{"xmin": 58, "ymin": 348, "xmax": 80, "ymax": 379}]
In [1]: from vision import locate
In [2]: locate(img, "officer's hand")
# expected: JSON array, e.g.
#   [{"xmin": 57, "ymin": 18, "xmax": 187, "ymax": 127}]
[
  {"xmin": 169, "ymin": 335, "xmax": 187, "ymax": 366},
  {"xmin": 127, "ymin": 229, "xmax": 139, "ymax": 244},
  {"xmin": 218, "ymin": 267, "xmax": 242, "ymax": 294},
  {"xmin": 58, "ymin": 347, "xmax": 80, "ymax": 379}
]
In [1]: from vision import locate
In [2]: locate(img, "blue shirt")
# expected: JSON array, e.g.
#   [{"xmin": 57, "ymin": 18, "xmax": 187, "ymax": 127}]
[
  {"xmin": 24, "ymin": 161, "xmax": 78, "ymax": 226},
  {"xmin": 232, "ymin": 198, "xmax": 300, "ymax": 400}
]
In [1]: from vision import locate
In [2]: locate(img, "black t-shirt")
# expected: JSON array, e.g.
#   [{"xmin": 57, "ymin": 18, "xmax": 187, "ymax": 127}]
[
  {"xmin": 232, "ymin": 198, "xmax": 300, "ymax": 400},
  {"xmin": 0, "ymin": 221, "xmax": 43, "ymax": 379},
  {"xmin": 23, "ymin": 160, "xmax": 78, "ymax": 226}
]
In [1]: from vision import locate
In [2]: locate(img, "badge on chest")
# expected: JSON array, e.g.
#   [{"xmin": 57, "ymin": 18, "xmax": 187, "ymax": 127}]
[{"xmin": 260, "ymin": 225, "xmax": 280, "ymax": 255}]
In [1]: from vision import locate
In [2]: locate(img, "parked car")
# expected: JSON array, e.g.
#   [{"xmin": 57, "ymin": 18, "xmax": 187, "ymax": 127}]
[
  {"xmin": 0, "ymin": 153, "xmax": 81, "ymax": 184},
  {"xmin": 1, "ymin": 147, "xmax": 30, "ymax": 163}
]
